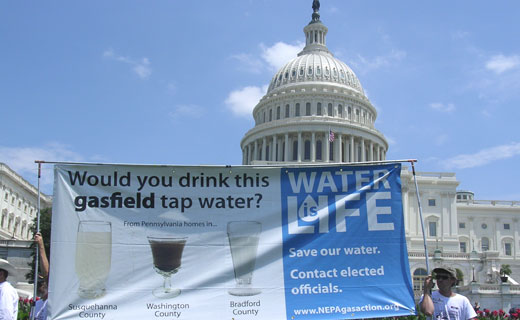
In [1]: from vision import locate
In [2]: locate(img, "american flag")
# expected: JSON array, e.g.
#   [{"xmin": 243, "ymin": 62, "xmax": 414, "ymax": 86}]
[{"xmin": 328, "ymin": 129, "xmax": 335, "ymax": 142}]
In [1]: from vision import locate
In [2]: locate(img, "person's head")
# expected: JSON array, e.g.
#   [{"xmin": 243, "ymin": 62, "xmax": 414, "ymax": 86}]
[
  {"xmin": 433, "ymin": 266, "xmax": 458, "ymax": 289},
  {"xmin": 0, "ymin": 268, "xmax": 8, "ymax": 282},
  {"xmin": 38, "ymin": 278, "xmax": 48, "ymax": 299},
  {"xmin": 0, "ymin": 259, "xmax": 16, "ymax": 283}
]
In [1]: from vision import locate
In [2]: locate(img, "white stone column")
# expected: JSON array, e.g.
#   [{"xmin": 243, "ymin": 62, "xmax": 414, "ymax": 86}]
[
  {"xmin": 272, "ymin": 135, "xmax": 277, "ymax": 161},
  {"xmin": 297, "ymin": 132, "xmax": 302, "ymax": 162},
  {"xmin": 513, "ymin": 219, "xmax": 519, "ymax": 257},
  {"xmin": 361, "ymin": 139, "xmax": 365, "ymax": 162},
  {"xmin": 494, "ymin": 218, "xmax": 500, "ymax": 251},
  {"xmin": 469, "ymin": 218, "xmax": 475, "ymax": 251},
  {"xmin": 369, "ymin": 141, "xmax": 374, "ymax": 162},
  {"xmin": 311, "ymin": 132, "xmax": 316, "ymax": 162},
  {"xmin": 325, "ymin": 132, "xmax": 330, "ymax": 163},
  {"xmin": 262, "ymin": 137, "xmax": 267, "ymax": 161},
  {"xmin": 350, "ymin": 136, "xmax": 354, "ymax": 162},
  {"xmin": 253, "ymin": 140, "xmax": 258, "ymax": 162},
  {"xmin": 337, "ymin": 134, "xmax": 342, "ymax": 162},
  {"xmin": 402, "ymin": 186, "xmax": 410, "ymax": 235},
  {"xmin": 375, "ymin": 145, "xmax": 380, "ymax": 162},
  {"xmin": 248, "ymin": 144, "xmax": 253, "ymax": 164},
  {"xmin": 285, "ymin": 134, "xmax": 289, "ymax": 162}
]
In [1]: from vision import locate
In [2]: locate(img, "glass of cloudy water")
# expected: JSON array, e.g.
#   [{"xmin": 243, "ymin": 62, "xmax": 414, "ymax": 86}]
[
  {"xmin": 148, "ymin": 236, "xmax": 187, "ymax": 299},
  {"xmin": 75, "ymin": 221, "xmax": 112, "ymax": 299},
  {"xmin": 227, "ymin": 221, "xmax": 262, "ymax": 296}
]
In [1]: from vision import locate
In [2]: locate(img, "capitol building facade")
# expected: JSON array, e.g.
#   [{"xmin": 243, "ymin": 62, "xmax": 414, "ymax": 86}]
[{"xmin": 241, "ymin": 2, "xmax": 520, "ymax": 309}]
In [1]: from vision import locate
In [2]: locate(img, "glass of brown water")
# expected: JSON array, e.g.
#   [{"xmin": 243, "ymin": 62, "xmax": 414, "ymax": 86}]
[{"xmin": 147, "ymin": 236, "xmax": 187, "ymax": 298}]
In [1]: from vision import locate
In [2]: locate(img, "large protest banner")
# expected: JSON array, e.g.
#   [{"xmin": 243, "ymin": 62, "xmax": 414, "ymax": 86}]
[{"xmin": 48, "ymin": 163, "xmax": 415, "ymax": 320}]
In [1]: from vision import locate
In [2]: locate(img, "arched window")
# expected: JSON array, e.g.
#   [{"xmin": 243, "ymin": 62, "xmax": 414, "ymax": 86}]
[
  {"xmin": 413, "ymin": 268, "xmax": 428, "ymax": 294},
  {"xmin": 304, "ymin": 140, "xmax": 311, "ymax": 160},
  {"xmin": 316, "ymin": 140, "xmax": 323, "ymax": 160},
  {"xmin": 276, "ymin": 106, "xmax": 280, "ymax": 120},
  {"xmin": 269, "ymin": 109, "xmax": 273, "ymax": 122},
  {"xmin": 459, "ymin": 240, "xmax": 467, "ymax": 253},
  {"xmin": 292, "ymin": 141, "xmax": 298, "ymax": 161},
  {"xmin": 295, "ymin": 103, "xmax": 300, "ymax": 116},
  {"xmin": 285, "ymin": 104, "xmax": 290, "ymax": 118},
  {"xmin": 328, "ymin": 103, "xmax": 333, "ymax": 117},
  {"xmin": 317, "ymin": 103, "xmax": 322, "ymax": 115},
  {"xmin": 428, "ymin": 220, "xmax": 438, "ymax": 237},
  {"xmin": 306, "ymin": 103, "xmax": 311, "ymax": 116},
  {"xmin": 338, "ymin": 104, "xmax": 343, "ymax": 118},
  {"xmin": 481, "ymin": 237, "xmax": 490, "ymax": 252},
  {"xmin": 502, "ymin": 238, "xmax": 514, "ymax": 256}
]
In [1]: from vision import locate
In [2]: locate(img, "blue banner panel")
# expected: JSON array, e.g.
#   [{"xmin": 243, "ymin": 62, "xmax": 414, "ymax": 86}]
[{"xmin": 281, "ymin": 164, "xmax": 415, "ymax": 319}]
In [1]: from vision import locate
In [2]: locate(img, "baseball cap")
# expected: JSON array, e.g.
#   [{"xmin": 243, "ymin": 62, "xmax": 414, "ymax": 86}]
[{"xmin": 433, "ymin": 266, "xmax": 457, "ymax": 280}]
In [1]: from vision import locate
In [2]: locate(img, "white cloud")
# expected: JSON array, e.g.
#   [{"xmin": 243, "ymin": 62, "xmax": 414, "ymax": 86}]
[
  {"xmin": 485, "ymin": 54, "xmax": 520, "ymax": 74},
  {"xmin": 231, "ymin": 53, "xmax": 264, "ymax": 74},
  {"xmin": 261, "ymin": 41, "xmax": 304, "ymax": 71},
  {"xmin": 103, "ymin": 49, "xmax": 152, "ymax": 79},
  {"xmin": 351, "ymin": 49, "xmax": 406, "ymax": 74},
  {"xmin": 385, "ymin": 136, "xmax": 396, "ymax": 146},
  {"xmin": 0, "ymin": 143, "xmax": 85, "ymax": 190},
  {"xmin": 443, "ymin": 142, "xmax": 520, "ymax": 169},
  {"xmin": 169, "ymin": 105, "xmax": 205, "ymax": 120},
  {"xmin": 224, "ymin": 85, "xmax": 268, "ymax": 117},
  {"xmin": 231, "ymin": 41, "xmax": 304, "ymax": 74},
  {"xmin": 429, "ymin": 102, "xmax": 455, "ymax": 113}
]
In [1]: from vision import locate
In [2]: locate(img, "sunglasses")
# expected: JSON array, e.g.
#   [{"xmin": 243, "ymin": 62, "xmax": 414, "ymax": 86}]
[{"xmin": 435, "ymin": 275, "xmax": 451, "ymax": 281}]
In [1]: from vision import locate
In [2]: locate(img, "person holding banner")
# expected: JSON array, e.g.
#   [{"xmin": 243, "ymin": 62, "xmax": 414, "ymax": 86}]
[
  {"xmin": 420, "ymin": 266, "xmax": 477, "ymax": 320},
  {"xmin": 0, "ymin": 259, "xmax": 18, "ymax": 320},
  {"xmin": 31, "ymin": 233, "xmax": 49, "ymax": 320}
]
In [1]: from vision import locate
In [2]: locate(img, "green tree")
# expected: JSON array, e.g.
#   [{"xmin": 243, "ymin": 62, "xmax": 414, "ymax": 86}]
[
  {"xmin": 455, "ymin": 268, "xmax": 464, "ymax": 285},
  {"xmin": 25, "ymin": 207, "xmax": 52, "ymax": 283}
]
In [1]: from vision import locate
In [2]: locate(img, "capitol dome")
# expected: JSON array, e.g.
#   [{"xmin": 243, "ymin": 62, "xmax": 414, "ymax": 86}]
[
  {"xmin": 241, "ymin": 2, "xmax": 388, "ymax": 165},
  {"xmin": 267, "ymin": 52, "xmax": 365, "ymax": 96},
  {"xmin": 267, "ymin": 43, "xmax": 365, "ymax": 96}
]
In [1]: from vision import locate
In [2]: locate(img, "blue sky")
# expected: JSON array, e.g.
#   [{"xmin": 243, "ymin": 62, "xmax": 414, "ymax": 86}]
[{"xmin": 2, "ymin": 0, "xmax": 520, "ymax": 200}]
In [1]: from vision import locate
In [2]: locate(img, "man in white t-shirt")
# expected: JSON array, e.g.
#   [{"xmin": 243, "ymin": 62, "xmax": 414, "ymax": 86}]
[
  {"xmin": 0, "ymin": 259, "xmax": 18, "ymax": 320},
  {"xmin": 420, "ymin": 266, "xmax": 477, "ymax": 320}
]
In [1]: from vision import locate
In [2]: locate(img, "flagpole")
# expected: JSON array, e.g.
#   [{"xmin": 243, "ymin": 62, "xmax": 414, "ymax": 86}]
[
  {"xmin": 411, "ymin": 161, "xmax": 429, "ymax": 274},
  {"xmin": 31, "ymin": 162, "xmax": 43, "ymax": 320}
]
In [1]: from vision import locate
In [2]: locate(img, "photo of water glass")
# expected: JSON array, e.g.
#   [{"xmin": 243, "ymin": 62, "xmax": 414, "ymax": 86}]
[
  {"xmin": 148, "ymin": 236, "xmax": 187, "ymax": 299},
  {"xmin": 227, "ymin": 221, "xmax": 262, "ymax": 296},
  {"xmin": 75, "ymin": 221, "xmax": 112, "ymax": 299}
]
